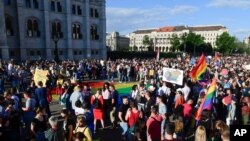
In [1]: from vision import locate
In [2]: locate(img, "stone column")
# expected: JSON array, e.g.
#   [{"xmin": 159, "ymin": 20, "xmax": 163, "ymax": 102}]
[
  {"xmin": 84, "ymin": 0, "xmax": 91, "ymax": 59},
  {"xmin": 43, "ymin": 0, "xmax": 52, "ymax": 60},
  {"xmin": 16, "ymin": 0, "xmax": 28, "ymax": 60},
  {"xmin": 0, "ymin": 1, "xmax": 9, "ymax": 60},
  {"xmin": 99, "ymin": 0, "xmax": 107, "ymax": 59},
  {"xmin": 65, "ymin": 0, "xmax": 73, "ymax": 60}
]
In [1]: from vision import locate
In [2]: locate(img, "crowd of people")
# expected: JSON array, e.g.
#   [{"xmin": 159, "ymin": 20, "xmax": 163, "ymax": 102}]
[{"xmin": 0, "ymin": 54, "xmax": 250, "ymax": 141}]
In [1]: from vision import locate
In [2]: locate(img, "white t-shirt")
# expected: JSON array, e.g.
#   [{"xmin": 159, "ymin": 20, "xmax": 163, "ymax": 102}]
[{"xmin": 75, "ymin": 107, "xmax": 85, "ymax": 115}]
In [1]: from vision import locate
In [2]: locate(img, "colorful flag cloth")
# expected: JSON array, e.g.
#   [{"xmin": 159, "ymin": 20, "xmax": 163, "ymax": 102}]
[
  {"xmin": 189, "ymin": 54, "xmax": 209, "ymax": 85},
  {"xmin": 195, "ymin": 78, "xmax": 217, "ymax": 120}
]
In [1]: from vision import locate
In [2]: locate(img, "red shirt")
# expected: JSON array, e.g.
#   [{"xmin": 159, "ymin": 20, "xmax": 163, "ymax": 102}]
[
  {"xmin": 183, "ymin": 103, "xmax": 192, "ymax": 118},
  {"xmin": 128, "ymin": 110, "xmax": 140, "ymax": 127},
  {"xmin": 146, "ymin": 115, "xmax": 162, "ymax": 141}
]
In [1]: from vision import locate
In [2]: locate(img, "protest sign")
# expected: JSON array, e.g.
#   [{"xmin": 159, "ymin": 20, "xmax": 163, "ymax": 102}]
[
  {"xmin": 163, "ymin": 67, "xmax": 183, "ymax": 85},
  {"xmin": 34, "ymin": 70, "xmax": 48, "ymax": 86}
]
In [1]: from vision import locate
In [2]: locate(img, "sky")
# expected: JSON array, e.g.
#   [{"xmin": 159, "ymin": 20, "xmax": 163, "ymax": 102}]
[{"xmin": 106, "ymin": 0, "xmax": 250, "ymax": 41}]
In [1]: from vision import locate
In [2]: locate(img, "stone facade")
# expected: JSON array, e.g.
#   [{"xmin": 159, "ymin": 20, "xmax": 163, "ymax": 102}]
[
  {"xmin": 0, "ymin": 0, "xmax": 106, "ymax": 60},
  {"xmin": 106, "ymin": 32, "xmax": 130, "ymax": 51},
  {"xmin": 129, "ymin": 25, "xmax": 228, "ymax": 52}
]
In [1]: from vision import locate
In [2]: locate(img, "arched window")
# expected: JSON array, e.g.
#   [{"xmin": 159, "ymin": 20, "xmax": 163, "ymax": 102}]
[
  {"xmin": 26, "ymin": 18, "xmax": 40, "ymax": 37},
  {"xmin": 5, "ymin": 16, "xmax": 14, "ymax": 36},
  {"xmin": 51, "ymin": 21, "xmax": 63, "ymax": 38},
  {"xmin": 72, "ymin": 23, "xmax": 82, "ymax": 39},
  {"xmin": 90, "ymin": 25, "xmax": 99, "ymax": 40},
  {"xmin": 27, "ymin": 19, "xmax": 32, "ymax": 36}
]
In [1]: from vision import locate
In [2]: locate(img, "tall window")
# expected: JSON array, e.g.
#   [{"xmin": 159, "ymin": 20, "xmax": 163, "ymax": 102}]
[
  {"xmin": 26, "ymin": 18, "xmax": 40, "ymax": 37},
  {"xmin": 5, "ymin": 16, "xmax": 14, "ymax": 36},
  {"xmin": 33, "ymin": 0, "xmax": 39, "ymax": 9},
  {"xmin": 90, "ymin": 8, "xmax": 94, "ymax": 17},
  {"xmin": 90, "ymin": 25, "xmax": 99, "ymax": 40},
  {"xmin": 57, "ymin": 1, "xmax": 62, "ymax": 12},
  {"xmin": 94, "ymin": 9, "xmax": 99, "ymax": 18},
  {"xmin": 4, "ymin": 0, "xmax": 11, "ymax": 5},
  {"xmin": 25, "ymin": 0, "xmax": 31, "ymax": 8},
  {"xmin": 77, "ymin": 6, "xmax": 82, "ymax": 15},
  {"xmin": 90, "ymin": 8, "xmax": 99, "ymax": 18},
  {"xmin": 72, "ymin": 24, "xmax": 82, "ymax": 39},
  {"xmin": 52, "ymin": 21, "xmax": 63, "ymax": 38},
  {"xmin": 51, "ymin": 1, "xmax": 55, "ymax": 11},
  {"xmin": 72, "ymin": 5, "xmax": 76, "ymax": 14}
]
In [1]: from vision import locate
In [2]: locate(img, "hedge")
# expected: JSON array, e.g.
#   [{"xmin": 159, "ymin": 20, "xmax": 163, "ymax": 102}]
[{"xmin": 107, "ymin": 51, "xmax": 181, "ymax": 60}]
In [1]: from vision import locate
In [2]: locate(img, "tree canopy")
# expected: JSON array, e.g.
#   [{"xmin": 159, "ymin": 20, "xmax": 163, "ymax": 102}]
[{"xmin": 216, "ymin": 32, "xmax": 236, "ymax": 54}]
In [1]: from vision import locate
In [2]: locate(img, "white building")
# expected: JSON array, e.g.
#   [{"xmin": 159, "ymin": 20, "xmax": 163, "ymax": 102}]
[
  {"xmin": 244, "ymin": 36, "xmax": 250, "ymax": 45},
  {"xmin": 129, "ymin": 25, "xmax": 228, "ymax": 52},
  {"xmin": 106, "ymin": 32, "xmax": 130, "ymax": 51}
]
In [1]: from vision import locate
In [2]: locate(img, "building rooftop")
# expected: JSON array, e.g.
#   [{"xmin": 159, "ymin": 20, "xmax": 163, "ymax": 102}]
[
  {"xmin": 132, "ymin": 29, "xmax": 157, "ymax": 34},
  {"xmin": 188, "ymin": 25, "xmax": 227, "ymax": 31},
  {"xmin": 156, "ymin": 26, "xmax": 187, "ymax": 32}
]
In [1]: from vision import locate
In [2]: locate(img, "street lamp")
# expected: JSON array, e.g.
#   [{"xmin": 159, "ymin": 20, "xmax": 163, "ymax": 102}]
[
  {"xmin": 52, "ymin": 32, "xmax": 60, "ymax": 63},
  {"xmin": 184, "ymin": 32, "xmax": 187, "ymax": 53}
]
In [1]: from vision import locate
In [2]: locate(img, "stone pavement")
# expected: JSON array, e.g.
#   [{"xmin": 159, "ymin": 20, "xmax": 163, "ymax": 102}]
[{"xmin": 50, "ymin": 100, "xmax": 124, "ymax": 141}]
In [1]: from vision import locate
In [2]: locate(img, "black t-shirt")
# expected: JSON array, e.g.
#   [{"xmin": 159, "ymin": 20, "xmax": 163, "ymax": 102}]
[
  {"xmin": 145, "ymin": 98, "xmax": 154, "ymax": 117},
  {"xmin": 32, "ymin": 116, "xmax": 47, "ymax": 133},
  {"xmin": 111, "ymin": 90, "xmax": 118, "ymax": 107},
  {"xmin": 119, "ymin": 104, "xmax": 130, "ymax": 121},
  {"xmin": 63, "ymin": 118, "xmax": 75, "ymax": 140}
]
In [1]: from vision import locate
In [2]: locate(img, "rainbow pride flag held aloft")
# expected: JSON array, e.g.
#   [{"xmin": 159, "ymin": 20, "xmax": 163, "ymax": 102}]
[
  {"xmin": 189, "ymin": 54, "xmax": 209, "ymax": 85},
  {"xmin": 195, "ymin": 78, "xmax": 217, "ymax": 120}
]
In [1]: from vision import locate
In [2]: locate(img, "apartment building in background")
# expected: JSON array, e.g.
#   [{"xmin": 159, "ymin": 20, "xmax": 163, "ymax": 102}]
[
  {"xmin": 106, "ymin": 32, "xmax": 130, "ymax": 51},
  {"xmin": 129, "ymin": 25, "xmax": 228, "ymax": 52}
]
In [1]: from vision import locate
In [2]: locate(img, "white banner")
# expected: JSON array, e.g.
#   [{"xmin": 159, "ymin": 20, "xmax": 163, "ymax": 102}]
[{"xmin": 163, "ymin": 68, "xmax": 184, "ymax": 85}]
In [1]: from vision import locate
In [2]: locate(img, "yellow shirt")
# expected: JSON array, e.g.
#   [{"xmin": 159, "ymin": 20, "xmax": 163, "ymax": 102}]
[{"xmin": 74, "ymin": 126, "xmax": 93, "ymax": 141}]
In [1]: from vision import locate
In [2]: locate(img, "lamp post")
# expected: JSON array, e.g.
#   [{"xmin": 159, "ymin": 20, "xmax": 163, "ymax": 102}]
[
  {"xmin": 184, "ymin": 32, "xmax": 187, "ymax": 53},
  {"xmin": 52, "ymin": 32, "xmax": 60, "ymax": 63}
]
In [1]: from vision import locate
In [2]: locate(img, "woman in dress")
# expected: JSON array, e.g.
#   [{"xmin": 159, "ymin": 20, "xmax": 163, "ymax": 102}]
[{"xmin": 90, "ymin": 89, "xmax": 104, "ymax": 133}]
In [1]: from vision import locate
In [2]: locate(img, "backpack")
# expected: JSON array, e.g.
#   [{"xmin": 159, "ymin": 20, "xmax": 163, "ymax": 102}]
[{"xmin": 93, "ymin": 95, "xmax": 101, "ymax": 109}]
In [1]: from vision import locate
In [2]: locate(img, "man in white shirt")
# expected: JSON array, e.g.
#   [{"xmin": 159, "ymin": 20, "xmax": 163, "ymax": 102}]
[{"xmin": 182, "ymin": 82, "xmax": 191, "ymax": 101}]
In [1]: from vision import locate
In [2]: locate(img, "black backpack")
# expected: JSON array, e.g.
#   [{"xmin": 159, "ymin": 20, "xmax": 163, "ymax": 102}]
[{"xmin": 93, "ymin": 95, "xmax": 101, "ymax": 109}]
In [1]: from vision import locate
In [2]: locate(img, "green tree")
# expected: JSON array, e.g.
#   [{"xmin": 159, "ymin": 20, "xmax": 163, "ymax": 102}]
[
  {"xmin": 142, "ymin": 35, "xmax": 151, "ymax": 48},
  {"xmin": 170, "ymin": 34, "xmax": 181, "ymax": 52},
  {"xmin": 216, "ymin": 32, "xmax": 236, "ymax": 54},
  {"xmin": 186, "ymin": 32, "xmax": 205, "ymax": 55},
  {"xmin": 234, "ymin": 39, "xmax": 249, "ymax": 54}
]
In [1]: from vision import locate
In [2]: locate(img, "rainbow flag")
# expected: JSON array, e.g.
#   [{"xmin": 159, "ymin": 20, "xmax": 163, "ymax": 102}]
[
  {"xmin": 189, "ymin": 54, "xmax": 209, "ymax": 85},
  {"xmin": 195, "ymin": 78, "xmax": 216, "ymax": 120},
  {"xmin": 51, "ymin": 81, "xmax": 135, "ymax": 97}
]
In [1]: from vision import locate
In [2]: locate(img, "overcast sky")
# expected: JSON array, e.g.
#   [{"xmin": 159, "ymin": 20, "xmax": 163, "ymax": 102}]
[{"xmin": 106, "ymin": 0, "xmax": 250, "ymax": 40}]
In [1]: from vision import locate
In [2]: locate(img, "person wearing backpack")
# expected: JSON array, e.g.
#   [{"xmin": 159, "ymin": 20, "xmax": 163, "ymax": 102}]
[{"xmin": 90, "ymin": 89, "xmax": 104, "ymax": 133}]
